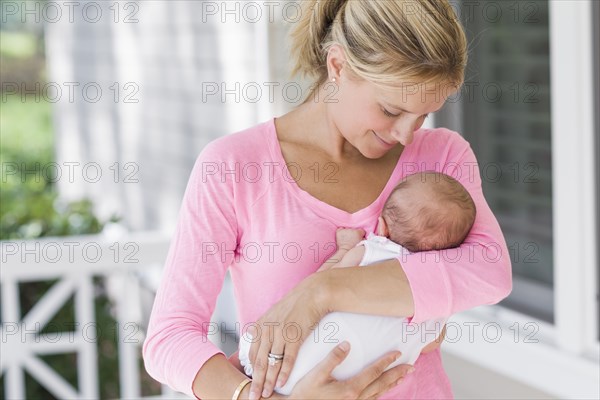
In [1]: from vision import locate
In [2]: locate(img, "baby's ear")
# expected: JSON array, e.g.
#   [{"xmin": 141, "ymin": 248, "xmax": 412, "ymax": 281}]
[{"xmin": 376, "ymin": 216, "xmax": 389, "ymax": 237}]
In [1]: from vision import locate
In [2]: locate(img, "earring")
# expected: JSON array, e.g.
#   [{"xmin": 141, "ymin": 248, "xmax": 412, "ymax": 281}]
[{"xmin": 331, "ymin": 78, "xmax": 337, "ymax": 83}]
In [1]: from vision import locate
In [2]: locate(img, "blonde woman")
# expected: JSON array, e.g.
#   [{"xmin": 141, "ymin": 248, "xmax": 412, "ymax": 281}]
[{"xmin": 143, "ymin": 1, "xmax": 512, "ymax": 399}]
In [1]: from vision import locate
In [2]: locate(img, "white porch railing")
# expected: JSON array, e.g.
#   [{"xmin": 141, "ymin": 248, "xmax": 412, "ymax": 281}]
[{"xmin": 0, "ymin": 231, "xmax": 187, "ymax": 399}]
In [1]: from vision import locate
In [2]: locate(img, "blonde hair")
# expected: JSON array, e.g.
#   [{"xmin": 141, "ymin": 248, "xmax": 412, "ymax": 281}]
[{"xmin": 289, "ymin": 0, "xmax": 468, "ymax": 102}]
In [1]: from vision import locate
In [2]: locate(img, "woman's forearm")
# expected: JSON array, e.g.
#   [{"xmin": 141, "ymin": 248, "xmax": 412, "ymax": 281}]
[
  {"xmin": 193, "ymin": 354, "xmax": 288, "ymax": 400},
  {"xmin": 192, "ymin": 354, "xmax": 253, "ymax": 399},
  {"xmin": 318, "ymin": 259, "xmax": 415, "ymax": 318}
]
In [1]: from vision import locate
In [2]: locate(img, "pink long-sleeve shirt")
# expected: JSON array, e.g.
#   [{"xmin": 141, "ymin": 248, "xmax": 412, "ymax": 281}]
[{"xmin": 143, "ymin": 118, "xmax": 512, "ymax": 399}]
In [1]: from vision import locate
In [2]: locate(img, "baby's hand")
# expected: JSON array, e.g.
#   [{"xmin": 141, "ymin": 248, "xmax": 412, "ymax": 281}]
[{"xmin": 336, "ymin": 227, "xmax": 365, "ymax": 250}]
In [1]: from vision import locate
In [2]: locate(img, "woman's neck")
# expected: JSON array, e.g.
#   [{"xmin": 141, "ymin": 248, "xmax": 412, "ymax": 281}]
[{"xmin": 281, "ymin": 90, "xmax": 364, "ymax": 162}]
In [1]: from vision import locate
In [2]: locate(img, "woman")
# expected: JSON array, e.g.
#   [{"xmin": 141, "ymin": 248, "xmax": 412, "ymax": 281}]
[{"xmin": 143, "ymin": 0, "xmax": 513, "ymax": 399}]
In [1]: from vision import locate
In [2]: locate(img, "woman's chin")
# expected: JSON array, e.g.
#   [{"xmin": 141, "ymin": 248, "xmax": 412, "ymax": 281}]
[{"xmin": 360, "ymin": 146, "xmax": 392, "ymax": 160}]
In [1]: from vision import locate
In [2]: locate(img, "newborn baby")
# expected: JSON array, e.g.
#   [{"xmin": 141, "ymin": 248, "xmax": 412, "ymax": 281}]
[{"xmin": 238, "ymin": 171, "xmax": 476, "ymax": 395}]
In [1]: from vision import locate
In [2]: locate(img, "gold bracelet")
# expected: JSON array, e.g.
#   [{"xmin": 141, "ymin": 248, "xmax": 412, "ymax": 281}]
[{"xmin": 232, "ymin": 378, "xmax": 252, "ymax": 400}]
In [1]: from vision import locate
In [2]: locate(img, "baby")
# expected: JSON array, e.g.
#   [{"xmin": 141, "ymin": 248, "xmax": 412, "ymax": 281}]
[{"xmin": 237, "ymin": 171, "xmax": 476, "ymax": 395}]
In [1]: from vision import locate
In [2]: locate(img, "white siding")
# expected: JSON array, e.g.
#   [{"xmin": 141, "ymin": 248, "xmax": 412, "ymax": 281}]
[{"xmin": 45, "ymin": 0, "xmax": 288, "ymax": 231}]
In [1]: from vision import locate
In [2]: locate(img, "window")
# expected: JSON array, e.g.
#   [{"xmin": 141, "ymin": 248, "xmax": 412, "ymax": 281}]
[
  {"xmin": 436, "ymin": 2, "xmax": 598, "ymax": 395},
  {"xmin": 594, "ymin": 0, "xmax": 600, "ymax": 341},
  {"xmin": 438, "ymin": 1, "xmax": 554, "ymax": 321}
]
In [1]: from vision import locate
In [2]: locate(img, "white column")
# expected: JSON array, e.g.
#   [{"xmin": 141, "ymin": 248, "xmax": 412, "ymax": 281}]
[{"xmin": 550, "ymin": 0, "xmax": 598, "ymax": 354}]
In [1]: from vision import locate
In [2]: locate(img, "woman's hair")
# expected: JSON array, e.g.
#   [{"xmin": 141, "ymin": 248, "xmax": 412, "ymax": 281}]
[{"xmin": 289, "ymin": 0, "xmax": 468, "ymax": 102}]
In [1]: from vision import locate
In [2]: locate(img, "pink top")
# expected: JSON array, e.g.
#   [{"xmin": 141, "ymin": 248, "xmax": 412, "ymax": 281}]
[{"xmin": 142, "ymin": 118, "xmax": 512, "ymax": 399}]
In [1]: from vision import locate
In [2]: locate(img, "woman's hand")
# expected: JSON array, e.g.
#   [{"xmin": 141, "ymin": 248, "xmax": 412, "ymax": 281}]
[
  {"xmin": 246, "ymin": 274, "xmax": 329, "ymax": 399},
  {"xmin": 289, "ymin": 342, "xmax": 414, "ymax": 399}
]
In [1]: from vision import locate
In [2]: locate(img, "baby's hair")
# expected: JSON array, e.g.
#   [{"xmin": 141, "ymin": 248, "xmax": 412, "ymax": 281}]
[
  {"xmin": 382, "ymin": 171, "xmax": 476, "ymax": 252},
  {"xmin": 288, "ymin": 0, "xmax": 468, "ymax": 103}
]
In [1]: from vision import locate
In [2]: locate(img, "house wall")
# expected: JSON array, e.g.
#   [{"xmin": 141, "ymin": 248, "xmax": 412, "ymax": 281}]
[{"xmin": 45, "ymin": 1, "xmax": 305, "ymax": 231}]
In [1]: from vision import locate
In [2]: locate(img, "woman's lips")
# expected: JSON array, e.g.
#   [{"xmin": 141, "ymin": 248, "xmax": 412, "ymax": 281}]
[{"xmin": 372, "ymin": 131, "xmax": 395, "ymax": 147}]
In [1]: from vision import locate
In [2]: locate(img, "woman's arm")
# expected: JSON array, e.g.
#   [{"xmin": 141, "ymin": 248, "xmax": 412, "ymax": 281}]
[
  {"xmin": 143, "ymin": 144, "xmax": 409, "ymax": 399},
  {"xmin": 318, "ymin": 135, "xmax": 513, "ymax": 322},
  {"xmin": 143, "ymin": 143, "xmax": 246, "ymax": 398},
  {"xmin": 193, "ymin": 354, "xmax": 288, "ymax": 399},
  {"xmin": 318, "ymin": 260, "xmax": 414, "ymax": 316},
  {"xmin": 248, "ymin": 134, "xmax": 513, "ymax": 397}
]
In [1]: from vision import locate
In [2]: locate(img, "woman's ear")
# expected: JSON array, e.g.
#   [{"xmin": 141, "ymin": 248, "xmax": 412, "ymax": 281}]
[
  {"xmin": 327, "ymin": 44, "xmax": 346, "ymax": 81},
  {"xmin": 376, "ymin": 216, "xmax": 389, "ymax": 237}
]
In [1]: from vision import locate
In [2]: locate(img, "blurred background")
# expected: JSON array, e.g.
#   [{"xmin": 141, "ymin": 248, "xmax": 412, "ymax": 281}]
[{"xmin": 1, "ymin": 0, "xmax": 598, "ymax": 398}]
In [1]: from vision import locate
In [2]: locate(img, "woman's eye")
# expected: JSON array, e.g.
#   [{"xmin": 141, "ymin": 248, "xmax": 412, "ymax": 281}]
[{"xmin": 382, "ymin": 108, "xmax": 400, "ymax": 118}]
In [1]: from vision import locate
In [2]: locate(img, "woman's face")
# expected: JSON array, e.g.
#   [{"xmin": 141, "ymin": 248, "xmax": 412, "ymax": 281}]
[{"xmin": 327, "ymin": 50, "xmax": 456, "ymax": 159}]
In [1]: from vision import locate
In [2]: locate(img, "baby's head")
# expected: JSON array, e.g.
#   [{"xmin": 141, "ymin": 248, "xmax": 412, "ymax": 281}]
[{"xmin": 378, "ymin": 172, "xmax": 476, "ymax": 252}]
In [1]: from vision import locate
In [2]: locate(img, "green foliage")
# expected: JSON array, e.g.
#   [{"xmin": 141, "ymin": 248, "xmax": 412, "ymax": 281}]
[
  {"xmin": 0, "ymin": 31, "xmax": 38, "ymax": 59},
  {"xmin": 0, "ymin": 96, "xmax": 116, "ymax": 240},
  {"xmin": 0, "ymin": 95, "xmax": 145, "ymax": 398},
  {"xmin": 1, "ymin": 25, "xmax": 161, "ymax": 397}
]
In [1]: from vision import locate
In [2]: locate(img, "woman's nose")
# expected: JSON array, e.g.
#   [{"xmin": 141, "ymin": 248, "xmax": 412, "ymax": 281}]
[
  {"xmin": 391, "ymin": 117, "xmax": 422, "ymax": 145},
  {"xmin": 391, "ymin": 128, "xmax": 414, "ymax": 146}
]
